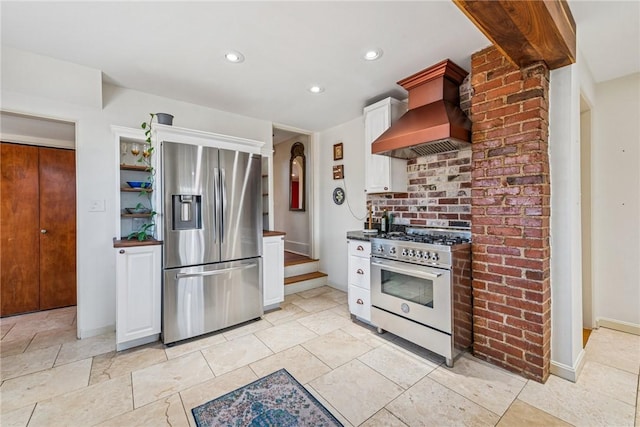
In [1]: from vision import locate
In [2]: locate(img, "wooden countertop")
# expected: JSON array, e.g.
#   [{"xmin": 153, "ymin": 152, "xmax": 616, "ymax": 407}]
[
  {"xmin": 113, "ymin": 238, "xmax": 163, "ymax": 248},
  {"xmin": 263, "ymin": 230, "xmax": 286, "ymax": 237}
]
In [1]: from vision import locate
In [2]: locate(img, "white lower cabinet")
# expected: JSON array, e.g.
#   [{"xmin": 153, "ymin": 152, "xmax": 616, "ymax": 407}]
[
  {"xmin": 347, "ymin": 239, "xmax": 373, "ymax": 323},
  {"xmin": 263, "ymin": 234, "xmax": 284, "ymax": 309},
  {"xmin": 115, "ymin": 244, "xmax": 161, "ymax": 351}
]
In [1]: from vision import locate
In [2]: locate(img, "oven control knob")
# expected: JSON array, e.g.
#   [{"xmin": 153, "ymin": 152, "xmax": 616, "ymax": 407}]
[
  {"xmin": 431, "ymin": 253, "xmax": 439, "ymax": 261},
  {"xmin": 376, "ymin": 245, "xmax": 384, "ymax": 253},
  {"xmin": 423, "ymin": 252, "xmax": 430, "ymax": 259},
  {"xmin": 407, "ymin": 249, "xmax": 414, "ymax": 257},
  {"xmin": 401, "ymin": 249, "xmax": 406, "ymax": 256},
  {"xmin": 415, "ymin": 250, "xmax": 421, "ymax": 258},
  {"xmin": 389, "ymin": 247, "xmax": 396, "ymax": 255}
]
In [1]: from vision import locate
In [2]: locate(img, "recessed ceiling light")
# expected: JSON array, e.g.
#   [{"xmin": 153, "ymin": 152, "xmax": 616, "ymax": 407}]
[
  {"xmin": 309, "ymin": 85, "xmax": 324, "ymax": 94},
  {"xmin": 364, "ymin": 48, "xmax": 383, "ymax": 61},
  {"xmin": 224, "ymin": 51, "xmax": 245, "ymax": 63}
]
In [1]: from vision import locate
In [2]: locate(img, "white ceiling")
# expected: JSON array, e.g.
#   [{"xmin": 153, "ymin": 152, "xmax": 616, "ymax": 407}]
[{"xmin": 1, "ymin": 1, "xmax": 638, "ymax": 133}]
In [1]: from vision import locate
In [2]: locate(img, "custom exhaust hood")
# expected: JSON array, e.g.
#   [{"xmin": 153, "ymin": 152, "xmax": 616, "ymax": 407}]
[{"xmin": 371, "ymin": 59, "xmax": 471, "ymax": 159}]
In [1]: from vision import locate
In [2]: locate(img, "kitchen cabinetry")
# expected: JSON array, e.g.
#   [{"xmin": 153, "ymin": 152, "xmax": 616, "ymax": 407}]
[
  {"xmin": 364, "ymin": 98, "xmax": 407, "ymax": 193},
  {"xmin": 115, "ymin": 242, "xmax": 161, "ymax": 350},
  {"xmin": 263, "ymin": 232, "xmax": 285, "ymax": 309},
  {"xmin": 347, "ymin": 239, "xmax": 373, "ymax": 323}
]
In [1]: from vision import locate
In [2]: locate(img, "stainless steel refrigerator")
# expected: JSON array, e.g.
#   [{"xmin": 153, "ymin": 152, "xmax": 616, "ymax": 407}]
[{"xmin": 161, "ymin": 141, "xmax": 263, "ymax": 344}]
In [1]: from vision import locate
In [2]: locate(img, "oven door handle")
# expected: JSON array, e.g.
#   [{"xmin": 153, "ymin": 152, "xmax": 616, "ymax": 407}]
[{"xmin": 371, "ymin": 260, "xmax": 443, "ymax": 279}]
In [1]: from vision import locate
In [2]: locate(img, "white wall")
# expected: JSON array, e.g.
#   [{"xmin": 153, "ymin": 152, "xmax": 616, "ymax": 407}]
[
  {"xmin": 592, "ymin": 72, "xmax": 640, "ymax": 329},
  {"xmin": 317, "ymin": 117, "xmax": 367, "ymax": 290},
  {"xmin": 2, "ymin": 47, "xmax": 272, "ymax": 338},
  {"xmin": 273, "ymin": 135, "xmax": 310, "ymax": 255}
]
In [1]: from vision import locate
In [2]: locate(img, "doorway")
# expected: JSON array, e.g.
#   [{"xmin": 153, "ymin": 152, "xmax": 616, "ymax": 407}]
[
  {"xmin": 1, "ymin": 142, "xmax": 77, "ymax": 317},
  {"xmin": 272, "ymin": 126, "xmax": 313, "ymax": 257},
  {"xmin": 580, "ymin": 95, "xmax": 594, "ymax": 345}
]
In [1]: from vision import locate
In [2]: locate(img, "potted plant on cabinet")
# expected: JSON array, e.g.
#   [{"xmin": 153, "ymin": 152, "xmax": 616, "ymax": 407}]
[{"xmin": 127, "ymin": 113, "xmax": 157, "ymax": 241}]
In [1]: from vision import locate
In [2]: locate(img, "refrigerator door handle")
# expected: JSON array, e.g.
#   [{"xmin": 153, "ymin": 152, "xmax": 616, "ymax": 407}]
[
  {"xmin": 213, "ymin": 167, "xmax": 220, "ymax": 243},
  {"xmin": 220, "ymin": 168, "xmax": 226, "ymax": 243},
  {"xmin": 175, "ymin": 262, "xmax": 256, "ymax": 279}
]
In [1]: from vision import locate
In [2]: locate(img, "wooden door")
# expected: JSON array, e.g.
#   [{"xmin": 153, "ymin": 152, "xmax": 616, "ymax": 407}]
[
  {"xmin": 0, "ymin": 143, "xmax": 76, "ymax": 316},
  {"xmin": 39, "ymin": 147, "xmax": 76, "ymax": 310},
  {"xmin": 1, "ymin": 143, "xmax": 41, "ymax": 315}
]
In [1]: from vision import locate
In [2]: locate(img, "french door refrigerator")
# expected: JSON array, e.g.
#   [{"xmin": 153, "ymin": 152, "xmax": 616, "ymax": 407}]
[{"xmin": 161, "ymin": 141, "xmax": 263, "ymax": 344}]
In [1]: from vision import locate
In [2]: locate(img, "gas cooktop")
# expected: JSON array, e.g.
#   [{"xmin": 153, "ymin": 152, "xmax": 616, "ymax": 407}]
[{"xmin": 376, "ymin": 229, "xmax": 471, "ymax": 246}]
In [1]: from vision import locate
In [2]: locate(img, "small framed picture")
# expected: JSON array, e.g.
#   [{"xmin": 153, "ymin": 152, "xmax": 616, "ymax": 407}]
[
  {"xmin": 333, "ymin": 142, "xmax": 343, "ymax": 161},
  {"xmin": 333, "ymin": 164, "xmax": 344, "ymax": 180}
]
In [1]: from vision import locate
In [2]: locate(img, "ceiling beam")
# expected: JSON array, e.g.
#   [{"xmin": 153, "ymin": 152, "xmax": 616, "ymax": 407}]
[{"xmin": 453, "ymin": 0, "xmax": 576, "ymax": 70}]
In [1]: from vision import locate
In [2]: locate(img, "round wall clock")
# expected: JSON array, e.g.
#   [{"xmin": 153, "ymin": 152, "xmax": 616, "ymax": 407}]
[{"xmin": 332, "ymin": 187, "xmax": 345, "ymax": 205}]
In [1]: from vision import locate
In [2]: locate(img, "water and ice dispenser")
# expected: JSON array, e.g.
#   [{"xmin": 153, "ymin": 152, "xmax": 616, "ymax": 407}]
[{"xmin": 172, "ymin": 195, "xmax": 202, "ymax": 230}]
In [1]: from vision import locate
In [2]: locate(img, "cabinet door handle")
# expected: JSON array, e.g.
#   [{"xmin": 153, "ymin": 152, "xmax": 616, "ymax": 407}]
[
  {"xmin": 356, "ymin": 298, "xmax": 364, "ymax": 305},
  {"xmin": 356, "ymin": 268, "xmax": 364, "ymax": 275},
  {"xmin": 40, "ymin": 229, "xmax": 48, "ymax": 234},
  {"xmin": 357, "ymin": 245, "xmax": 364, "ymax": 251},
  {"xmin": 384, "ymin": 186, "xmax": 388, "ymax": 190},
  {"xmin": 119, "ymin": 249, "xmax": 125, "ymax": 254}
]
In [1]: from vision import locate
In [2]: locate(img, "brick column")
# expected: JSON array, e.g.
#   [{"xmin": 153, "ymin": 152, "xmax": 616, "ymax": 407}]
[{"xmin": 470, "ymin": 46, "xmax": 551, "ymax": 382}]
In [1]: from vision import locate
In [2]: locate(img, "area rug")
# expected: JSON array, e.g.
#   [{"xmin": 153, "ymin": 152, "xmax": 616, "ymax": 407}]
[{"xmin": 192, "ymin": 368, "xmax": 343, "ymax": 427}]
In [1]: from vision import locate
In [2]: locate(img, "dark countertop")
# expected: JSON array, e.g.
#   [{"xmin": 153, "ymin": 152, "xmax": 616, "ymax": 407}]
[{"xmin": 347, "ymin": 230, "xmax": 379, "ymax": 241}]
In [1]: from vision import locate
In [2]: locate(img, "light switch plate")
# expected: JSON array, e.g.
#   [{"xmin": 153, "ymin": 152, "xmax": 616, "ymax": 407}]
[{"xmin": 89, "ymin": 199, "xmax": 105, "ymax": 212}]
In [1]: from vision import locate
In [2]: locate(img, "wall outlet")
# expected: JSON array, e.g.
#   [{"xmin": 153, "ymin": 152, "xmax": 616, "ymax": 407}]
[{"xmin": 89, "ymin": 199, "xmax": 105, "ymax": 212}]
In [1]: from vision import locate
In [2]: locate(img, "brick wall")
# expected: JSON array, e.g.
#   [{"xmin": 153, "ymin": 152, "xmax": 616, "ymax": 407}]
[{"xmin": 470, "ymin": 46, "xmax": 551, "ymax": 382}]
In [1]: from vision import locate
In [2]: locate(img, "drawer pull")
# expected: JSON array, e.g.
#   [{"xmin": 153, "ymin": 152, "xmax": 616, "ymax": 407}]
[
  {"xmin": 356, "ymin": 268, "xmax": 364, "ymax": 275},
  {"xmin": 356, "ymin": 298, "xmax": 364, "ymax": 305},
  {"xmin": 357, "ymin": 245, "xmax": 364, "ymax": 251}
]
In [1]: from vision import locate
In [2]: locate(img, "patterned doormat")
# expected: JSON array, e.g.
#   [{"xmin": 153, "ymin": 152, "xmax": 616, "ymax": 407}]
[{"xmin": 191, "ymin": 368, "xmax": 343, "ymax": 427}]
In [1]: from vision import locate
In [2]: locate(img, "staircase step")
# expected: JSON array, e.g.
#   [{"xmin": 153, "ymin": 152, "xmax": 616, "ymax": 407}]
[
  {"xmin": 284, "ymin": 271, "xmax": 328, "ymax": 295},
  {"xmin": 285, "ymin": 257, "xmax": 319, "ymax": 267},
  {"xmin": 285, "ymin": 260, "xmax": 320, "ymax": 278}
]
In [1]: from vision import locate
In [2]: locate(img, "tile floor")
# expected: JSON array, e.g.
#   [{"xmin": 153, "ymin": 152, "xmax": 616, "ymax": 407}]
[{"xmin": 1, "ymin": 286, "xmax": 638, "ymax": 426}]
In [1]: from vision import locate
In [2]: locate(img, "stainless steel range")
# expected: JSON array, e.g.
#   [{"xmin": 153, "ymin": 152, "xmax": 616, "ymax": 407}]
[{"xmin": 370, "ymin": 228, "xmax": 472, "ymax": 367}]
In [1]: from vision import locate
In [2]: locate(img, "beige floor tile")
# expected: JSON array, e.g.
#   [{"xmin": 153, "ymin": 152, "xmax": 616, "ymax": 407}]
[
  {"xmin": 387, "ymin": 375, "xmax": 500, "ymax": 426},
  {"xmin": 282, "ymin": 292, "xmax": 304, "ymax": 305},
  {"xmin": 359, "ymin": 344, "xmax": 437, "ymax": 389},
  {"xmin": 132, "ymin": 351, "xmax": 213, "ymax": 408},
  {"xmin": 28, "ymin": 374, "xmax": 132, "ymax": 427},
  {"xmin": 44, "ymin": 306, "xmax": 76, "ymax": 325},
  {"xmin": 254, "ymin": 320, "xmax": 317, "ymax": 353},
  {"xmin": 54, "ymin": 332, "xmax": 115, "ymax": 366},
  {"xmin": 360, "ymin": 408, "xmax": 407, "ymax": 426},
  {"xmin": 90, "ymin": 343, "xmax": 167, "ymax": 385},
  {"xmin": 1, "ymin": 322, "xmax": 16, "ymax": 339},
  {"xmin": 0, "ymin": 404, "xmax": 35, "ymax": 427},
  {"xmin": 296, "ymin": 309, "xmax": 352, "ymax": 336},
  {"xmin": 262, "ymin": 302, "xmax": 309, "ymax": 325},
  {"xmin": 302, "ymin": 329, "xmax": 372, "ymax": 369},
  {"xmin": 428, "ymin": 353, "xmax": 526, "ymax": 416},
  {"xmin": 2, "ymin": 317, "xmax": 72, "ymax": 342},
  {"xmin": 1, "ymin": 345, "xmax": 60, "ymax": 380},
  {"xmin": 201, "ymin": 333, "xmax": 273, "ymax": 376},
  {"xmin": 97, "ymin": 392, "xmax": 189, "ymax": 427},
  {"xmin": 0, "ymin": 358, "xmax": 91, "ymax": 412},
  {"xmin": 585, "ymin": 327, "xmax": 640, "ymax": 374},
  {"xmin": 250, "ymin": 345, "xmax": 331, "ymax": 384},
  {"xmin": 322, "ymin": 288, "xmax": 348, "ymax": 303},
  {"xmin": 329, "ymin": 303, "xmax": 351, "ymax": 318},
  {"xmin": 222, "ymin": 318, "xmax": 273, "ymax": 341},
  {"xmin": 577, "ymin": 360, "xmax": 637, "ymax": 405},
  {"xmin": 164, "ymin": 333, "xmax": 226, "ymax": 359},
  {"xmin": 305, "ymin": 383, "xmax": 355, "ymax": 427},
  {"xmin": 0, "ymin": 338, "xmax": 32, "ymax": 357},
  {"xmin": 291, "ymin": 295, "xmax": 340, "ymax": 313},
  {"xmin": 296, "ymin": 286, "xmax": 332, "ymax": 299},
  {"xmin": 310, "ymin": 359, "xmax": 403, "ymax": 426},
  {"xmin": 26, "ymin": 327, "xmax": 77, "ymax": 352},
  {"xmin": 496, "ymin": 399, "xmax": 572, "ymax": 427},
  {"xmin": 518, "ymin": 372, "xmax": 636, "ymax": 426},
  {"xmin": 180, "ymin": 366, "xmax": 258, "ymax": 427},
  {"xmin": 340, "ymin": 321, "xmax": 388, "ymax": 348}
]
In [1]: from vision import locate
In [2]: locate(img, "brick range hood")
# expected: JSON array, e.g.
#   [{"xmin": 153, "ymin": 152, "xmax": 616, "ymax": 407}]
[{"xmin": 371, "ymin": 59, "xmax": 472, "ymax": 159}]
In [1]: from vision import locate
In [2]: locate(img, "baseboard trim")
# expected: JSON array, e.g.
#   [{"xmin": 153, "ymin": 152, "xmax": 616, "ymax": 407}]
[
  {"xmin": 596, "ymin": 317, "xmax": 640, "ymax": 335},
  {"xmin": 550, "ymin": 348, "xmax": 586, "ymax": 383}
]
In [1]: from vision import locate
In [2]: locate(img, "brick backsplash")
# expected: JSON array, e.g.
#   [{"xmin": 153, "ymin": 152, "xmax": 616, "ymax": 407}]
[{"xmin": 366, "ymin": 149, "xmax": 472, "ymax": 229}]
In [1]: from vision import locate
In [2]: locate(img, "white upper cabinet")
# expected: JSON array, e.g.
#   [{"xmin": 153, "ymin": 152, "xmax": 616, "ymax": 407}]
[{"xmin": 364, "ymin": 98, "xmax": 407, "ymax": 194}]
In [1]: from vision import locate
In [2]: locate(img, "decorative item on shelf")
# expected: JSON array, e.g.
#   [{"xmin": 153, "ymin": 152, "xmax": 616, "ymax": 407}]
[
  {"xmin": 156, "ymin": 113, "xmax": 174, "ymax": 125},
  {"xmin": 332, "ymin": 187, "xmax": 345, "ymax": 205},
  {"xmin": 127, "ymin": 113, "xmax": 157, "ymax": 241},
  {"xmin": 333, "ymin": 164, "xmax": 344, "ymax": 180},
  {"xmin": 333, "ymin": 142, "xmax": 343, "ymax": 161}
]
